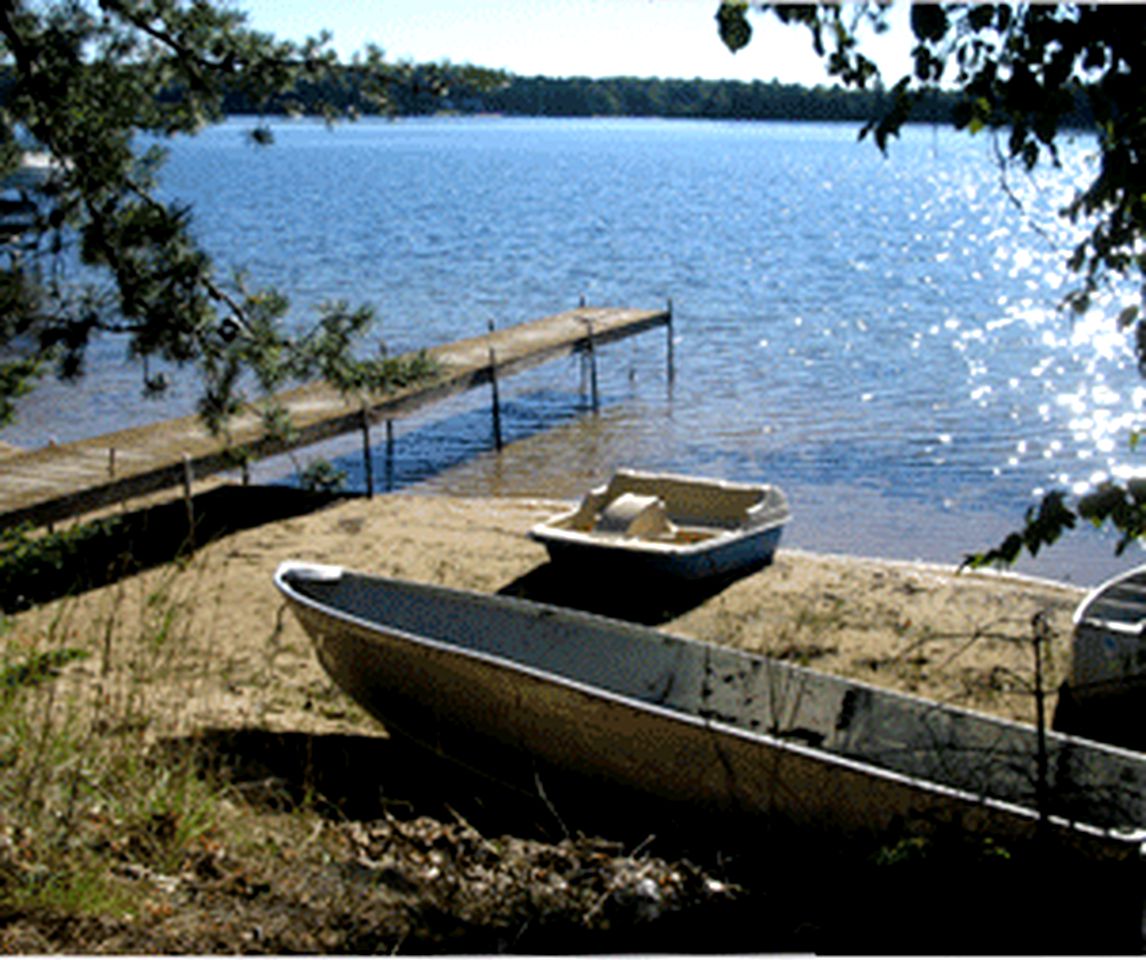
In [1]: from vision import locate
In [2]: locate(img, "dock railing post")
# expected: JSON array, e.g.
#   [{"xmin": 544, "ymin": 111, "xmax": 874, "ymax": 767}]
[{"xmin": 360, "ymin": 407, "xmax": 375, "ymax": 498}]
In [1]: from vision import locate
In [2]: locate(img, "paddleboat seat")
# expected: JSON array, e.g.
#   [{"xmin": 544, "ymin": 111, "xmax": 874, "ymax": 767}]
[{"xmin": 594, "ymin": 492, "xmax": 677, "ymax": 540}]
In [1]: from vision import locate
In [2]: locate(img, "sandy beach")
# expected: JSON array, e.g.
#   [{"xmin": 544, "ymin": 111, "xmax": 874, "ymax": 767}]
[{"xmin": 10, "ymin": 489, "xmax": 1086, "ymax": 741}]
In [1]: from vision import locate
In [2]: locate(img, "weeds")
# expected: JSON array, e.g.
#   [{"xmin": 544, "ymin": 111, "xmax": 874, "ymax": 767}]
[
  {"xmin": 0, "ymin": 520, "xmax": 125, "ymax": 612},
  {"xmin": 297, "ymin": 458, "xmax": 348, "ymax": 494},
  {"xmin": 0, "ymin": 648, "xmax": 89, "ymax": 692},
  {"xmin": 791, "ymin": 592, "xmax": 848, "ymax": 633},
  {"xmin": 0, "ymin": 555, "xmax": 233, "ymax": 923}
]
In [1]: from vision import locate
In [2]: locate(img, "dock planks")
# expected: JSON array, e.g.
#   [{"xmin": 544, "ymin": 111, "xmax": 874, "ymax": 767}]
[{"xmin": 0, "ymin": 305, "xmax": 671, "ymax": 529}]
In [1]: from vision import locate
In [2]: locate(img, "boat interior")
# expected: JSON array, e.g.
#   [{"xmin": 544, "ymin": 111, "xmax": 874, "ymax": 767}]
[
  {"xmin": 551, "ymin": 471, "xmax": 783, "ymax": 543},
  {"xmin": 1078, "ymin": 568, "xmax": 1146, "ymax": 632}
]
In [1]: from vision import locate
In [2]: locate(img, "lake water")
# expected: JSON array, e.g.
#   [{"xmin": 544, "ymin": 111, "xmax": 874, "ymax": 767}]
[{"xmin": 5, "ymin": 116, "xmax": 1143, "ymax": 584}]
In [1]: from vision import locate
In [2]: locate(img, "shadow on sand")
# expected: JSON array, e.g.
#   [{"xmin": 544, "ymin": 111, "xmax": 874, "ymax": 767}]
[
  {"xmin": 0, "ymin": 485, "xmax": 348, "ymax": 613},
  {"xmin": 163, "ymin": 727, "xmax": 565, "ymax": 840},
  {"xmin": 160, "ymin": 725, "xmax": 1146, "ymax": 955},
  {"xmin": 496, "ymin": 559, "xmax": 769, "ymax": 625}
]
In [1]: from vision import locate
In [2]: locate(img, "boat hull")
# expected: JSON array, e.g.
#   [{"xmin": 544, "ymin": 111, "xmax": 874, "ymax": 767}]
[
  {"xmin": 276, "ymin": 562, "xmax": 1146, "ymax": 861},
  {"xmin": 533, "ymin": 523, "xmax": 783, "ymax": 580}
]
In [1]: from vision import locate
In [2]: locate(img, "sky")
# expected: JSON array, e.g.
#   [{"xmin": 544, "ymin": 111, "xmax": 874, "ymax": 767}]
[{"xmin": 238, "ymin": 0, "xmax": 915, "ymax": 87}]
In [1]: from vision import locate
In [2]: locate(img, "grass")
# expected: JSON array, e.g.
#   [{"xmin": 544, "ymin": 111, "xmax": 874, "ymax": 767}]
[{"xmin": 0, "ymin": 572, "xmax": 228, "ymax": 924}]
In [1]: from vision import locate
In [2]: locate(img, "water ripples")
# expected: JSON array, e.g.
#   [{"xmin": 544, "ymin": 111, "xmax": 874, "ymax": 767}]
[{"xmin": 3, "ymin": 117, "xmax": 1141, "ymax": 581}]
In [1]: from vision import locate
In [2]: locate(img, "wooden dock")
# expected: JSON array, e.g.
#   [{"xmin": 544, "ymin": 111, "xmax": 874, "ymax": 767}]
[{"xmin": 0, "ymin": 305, "xmax": 672, "ymax": 530}]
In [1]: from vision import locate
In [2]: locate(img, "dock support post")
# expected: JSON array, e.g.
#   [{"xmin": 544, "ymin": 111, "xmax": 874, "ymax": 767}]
[
  {"xmin": 360, "ymin": 407, "xmax": 375, "ymax": 498},
  {"xmin": 108, "ymin": 447, "xmax": 116, "ymax": 479},
  {"xmin": 489, "ymin": 345, "xmax": 503, "ymax": 450},
  {"xmin": 181, "ymin": 453, "xmax": 195, "ymax": 548},
  {"xmin": 577, "ymin": 296, "xmax": 592, "ymax": 404},
  {"xmin": 385, "ymin": 420, "xmax": 395, "ymax": 491},
  {"xmin": 488, "ymin": 319, "xmax": 503, "ymax": 450},
  {"xmin": 666, "ymin": 297, "xmax": 675, "ymax": 384},
  {"xmin": 585, "ymin": 319, "xmax": 599, "ymax": 413}
]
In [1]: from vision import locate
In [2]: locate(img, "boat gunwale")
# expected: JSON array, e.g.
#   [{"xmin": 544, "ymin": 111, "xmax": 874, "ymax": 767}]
[
  {"xmin": 273, "ymin": 560, "xmax": 1146, "ymax": 847},
  {"xmin": 1074, "ymin": 564, "xmax": 1146, "ymax": 630}
]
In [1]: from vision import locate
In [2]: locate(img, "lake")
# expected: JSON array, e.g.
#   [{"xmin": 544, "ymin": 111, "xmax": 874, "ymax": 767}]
[{"xmin": 4, "ymin": 116, "xmax": 1142, "ymax": 584}]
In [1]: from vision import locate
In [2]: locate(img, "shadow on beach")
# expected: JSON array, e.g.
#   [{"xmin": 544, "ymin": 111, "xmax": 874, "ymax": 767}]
[
  {"xmin": 161, "ymin": 725, "xmax": 1146, "ymax": 955},
  {"xmin": 496, "ymin": 559, "xmax": 769, "ymax": 625},
  {"xmin": 0, "ymin": 484, "xmax": 349, "ymax": 613},
  {"xmin": 164, "ymin": 727, "xmax": 563, "ymax": 839}
]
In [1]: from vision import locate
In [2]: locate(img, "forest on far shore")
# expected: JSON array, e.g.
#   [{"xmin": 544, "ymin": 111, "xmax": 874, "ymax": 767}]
[{"xmin": 220, "ymin": 65, "xmax": 1095, "ymax": 127}]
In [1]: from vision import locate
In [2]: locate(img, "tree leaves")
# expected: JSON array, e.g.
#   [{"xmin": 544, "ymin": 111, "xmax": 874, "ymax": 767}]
[
  {"xmin": 909, "ymin": 4, "xmax": 947, "ymax": 44},
  {"xmin": 716, "ymin": 1, "xmax": 752, "ymax": 54},
  {"xmin": 0, "ymin": 1, "xmax": 450, "ymax": 440},
  {"xmin": 963, "ymin": 491, "xmax": 1077, "ymax": 569}
]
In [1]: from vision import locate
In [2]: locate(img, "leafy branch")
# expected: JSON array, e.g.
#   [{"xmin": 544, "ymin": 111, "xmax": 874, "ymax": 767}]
[{"xmin": 0, "ymin": 1, "xmax": 464, "ymax": 446}]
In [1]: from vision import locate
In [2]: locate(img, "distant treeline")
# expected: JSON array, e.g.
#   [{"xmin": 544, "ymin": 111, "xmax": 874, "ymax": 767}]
[
  {"xmin": 470, "ymin": 75, "xmax": 957, "ymax": 124},
  {"xmin": 0, "ymin": 62, "xmax": 1091, "ymax": 128},
  {"xmin": 220, "ymin": 64, "xmax": 1094, "ymax": 128}
]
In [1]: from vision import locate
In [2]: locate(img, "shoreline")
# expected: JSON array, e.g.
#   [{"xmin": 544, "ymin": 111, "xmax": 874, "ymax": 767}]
[
  {"xmin": 778, "ymin": 543, "xmax": 1087, "ymax": 593},
  {"xmin": 12, "ymin": 488, "xmax": 1086, "ymax": 738}
]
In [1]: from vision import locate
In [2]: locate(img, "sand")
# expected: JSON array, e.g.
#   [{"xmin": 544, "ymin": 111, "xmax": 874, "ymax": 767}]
[{"xmin": 7, "ymin": 490, "xmax": 1086, "ymax": 741}]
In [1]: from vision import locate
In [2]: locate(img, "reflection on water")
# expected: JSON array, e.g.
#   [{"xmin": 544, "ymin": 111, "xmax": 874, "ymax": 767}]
[{"xmin": 3, "ymin": 118, "xmax": 1143, "ymax": 584}]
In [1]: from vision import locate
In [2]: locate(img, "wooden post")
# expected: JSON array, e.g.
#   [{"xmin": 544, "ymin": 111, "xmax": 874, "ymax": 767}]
[
  {"xmin": 489, "ymin": 345, "xmax": 503, "ymax": 450},
  {"xmin": 181, "ymin": 453, "xmax": 195, "ymax": 547},
  {"xmin": 385, "ymin": 419, "xmax": 395, "ymax": 492},
  {"xmin": 666, "ymin": 297, "xmax": 676, "ymax": 384},
  {"xmin": 585, "ymin": 319, "xmax": 599, "ymax": 413},
  {"xmin": 360, "ymin": 407, "xmax": 374, "ymax": 498},
  {"xmin": 488, "ymin": 319, "xmax": 503, "ymax": 450},
  {"xmin": 108, "ymin": 447, "xmax": 116, "ymax": 479},
  {"xmin": 1032, "ymin": 612, "xmax": 1050, "ymax": 842},
  {"xmin": 578, "ymin": 291, "xmax": 589, "ymax": 398}
]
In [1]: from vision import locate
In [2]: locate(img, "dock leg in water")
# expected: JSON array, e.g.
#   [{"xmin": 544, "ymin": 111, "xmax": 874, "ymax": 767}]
[
  {"xmin": 360, "ymin": 408, "xmax": 375, "ymax": 498},
  {"xmin": 488, "ymin": 345, "xmax": 503, "ymax": 451}
]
